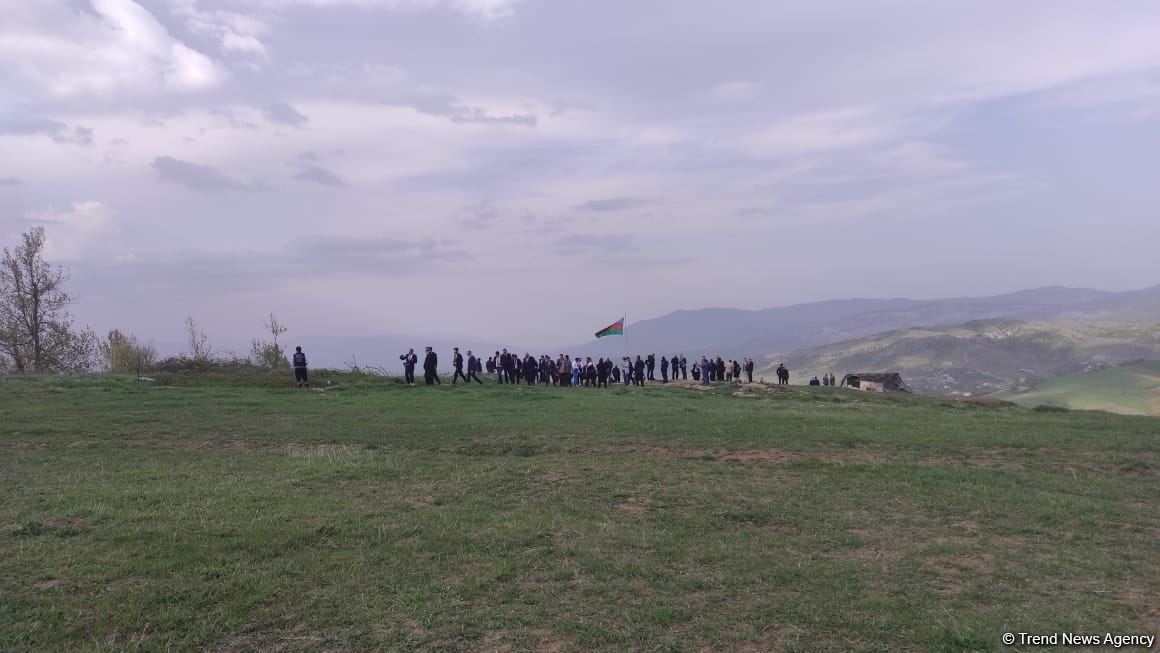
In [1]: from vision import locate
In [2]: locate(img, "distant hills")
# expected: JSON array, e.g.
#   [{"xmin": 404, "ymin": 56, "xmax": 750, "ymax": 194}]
[
  {"xmin": 258, "ymin": 284, "xmax": 1160, "ymax": 382},
  {"xmin": 566, "ymin": 285, "xmax": 1160, "ymax": 359},
  {"xmin": 769, "ymin": 320, "xmax": 1160, "ymax": 395},
  {"xmin": 999, "ymin": 360, "xmax": 1160, "ymax": 415}
]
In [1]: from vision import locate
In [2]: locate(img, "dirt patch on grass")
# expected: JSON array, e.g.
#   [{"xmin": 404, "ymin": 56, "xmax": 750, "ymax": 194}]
[
  {"xmin": 44, "ymin": 516, "xmax": 93, "ymax": 529},
  {"xmin": 590, "ymin": 445, "xmax": 888, "ymax": 466},
  {"xmin": 33, "ymin": 578, "xmax": 65, "ymax": 591},
  {"xmin": 616, "ymin": 495, "xmax": 651, "ymax": 516},
  {"xmin": 925, "ymin": 553, "xmax": 1000, "ymax": 596}
]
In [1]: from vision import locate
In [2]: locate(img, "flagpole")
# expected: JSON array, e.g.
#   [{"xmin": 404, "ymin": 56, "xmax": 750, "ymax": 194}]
[{"xmin": 624, "ymin": 313, "xmax": 629, "ymax": 364}]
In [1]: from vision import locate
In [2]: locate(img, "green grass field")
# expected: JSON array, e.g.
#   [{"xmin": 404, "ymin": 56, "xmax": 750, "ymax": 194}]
[
  {"xmin": 1002, "ymin": 361, "xmax": 1160, "ymax": 416},
  {"xmin": 2, "ymin": 373, "xmax": 1157, "ymax": 651}
]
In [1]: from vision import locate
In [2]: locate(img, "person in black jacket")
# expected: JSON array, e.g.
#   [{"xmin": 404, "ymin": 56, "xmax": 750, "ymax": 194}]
[
  {"xmin": 501, "ymin": 350, "xmax": 515, "ymax": 385},
  {"xmin": 423, "ymin": 346, "xmax": 440, "ymax": 385},
  {"xmin": 524, "ymin": 354, "xmax": 537, "ymax": 385},
  {"xmin": 451, "ymin": 347, "xmax": 468, "ymax": 384},
  {"xmin": 597, "ymin": 357, "xmax": 609, "ymax": 388},
  {"xmin": 660, "ymin": 356, "xmax": 669, "ymax": 383},
  {"xmin": 399, "ymin": 348, "xmax": 418, "ymax": 384},
  {"xmin": 744, "ymin": 358, "xmax": 754, "ymax": 383},
  {"xmin": 646, "ymin": 354, "xmax": 656, "ymax": 381},
  {"xmin": 466, "ymin": 351, "xmax": 483, "ymax": 384},
  {"xmin": 633, "ymin": 356, "xmax": 645, "ymax": 386},
  {"xmin": 680, "ymin": 355, "xmax": 688, "ymax": 380},
  {"xmin": 292, "ymin": 346, "xmax": 309, "ymax": 388}
]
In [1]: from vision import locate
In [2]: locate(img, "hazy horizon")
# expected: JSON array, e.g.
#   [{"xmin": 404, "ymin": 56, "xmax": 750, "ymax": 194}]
[{"xmin": 4, "ymin": 1, "xmax": 1160, "ymax": 351}]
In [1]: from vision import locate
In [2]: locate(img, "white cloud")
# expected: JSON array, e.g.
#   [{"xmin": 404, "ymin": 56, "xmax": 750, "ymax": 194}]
[
  {"xmin": 171, "ymin": 1, "xmax": 271, "ymax": 59},
  {"xmin": 709, "ymin": 81, "xmax": 760, "ymax": 104},
  {"xmin": 0, "ymin": 0, "xmax": 225, "ymax": 98},
  {"xmin": 247, "ymin": 0, "xmax": 525, "ymax": 20},
  {"xmin": 26, "ymin": 201, "xmax": 116, "ymax": 261}
]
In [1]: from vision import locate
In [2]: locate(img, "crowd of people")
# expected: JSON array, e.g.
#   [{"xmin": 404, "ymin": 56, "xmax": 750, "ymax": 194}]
[{"xmin": 290, "ymin": 345, "xmax": 815, "ymax": 389}]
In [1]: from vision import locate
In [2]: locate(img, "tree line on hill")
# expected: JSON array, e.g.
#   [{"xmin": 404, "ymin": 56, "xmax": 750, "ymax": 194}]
[{"xmin": 0, "ymin": 226, "xmax": 294, "ymax": 376}]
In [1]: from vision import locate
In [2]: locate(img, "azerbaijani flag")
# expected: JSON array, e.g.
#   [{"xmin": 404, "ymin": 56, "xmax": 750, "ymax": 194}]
[{"xmin": 595, "ymin": 316, "xmax": 626, "ymax": 338}]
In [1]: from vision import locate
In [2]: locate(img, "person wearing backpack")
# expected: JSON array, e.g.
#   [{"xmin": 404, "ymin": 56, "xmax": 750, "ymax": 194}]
[{"xmin": 292, "ymin": 346, "xmax": 309, "ymax": 388}]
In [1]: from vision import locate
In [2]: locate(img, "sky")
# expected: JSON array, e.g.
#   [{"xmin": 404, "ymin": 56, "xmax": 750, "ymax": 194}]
[{"xmin": 2, "ymin": 0, "xmax": 1160, "ymax": 351}]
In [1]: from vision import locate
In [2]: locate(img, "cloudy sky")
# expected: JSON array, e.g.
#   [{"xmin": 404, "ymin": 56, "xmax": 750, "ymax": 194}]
[{"xmin": 2, "ymin": 0, "xmax": 1159, "ymax": 349}]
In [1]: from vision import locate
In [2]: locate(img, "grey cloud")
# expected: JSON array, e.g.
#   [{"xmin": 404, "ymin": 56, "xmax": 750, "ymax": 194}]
[
  {"xmin": 553, "ymin": 234, "xmax": 636, "ymax": 256},
  {"xmin": 449, "ymin": 107, "xmax": 537, "ymax": 126},
  {"xmin": 0, "ymin": 118, "xmax": 93, "ymax": 145},
  {"xmin": 292, "ymin": 164, "xmax": 346, "ymax": 187},
  {"xmin": 264, "ymin": 101, "xmax": 309, "ymax": 127},
  {"xmin": 394, "ymin": 93, "xmax": 537, "ymax": 126},
  {"xmin": 459, "ymin": 203, "xmax": 499, "ymax": 230},
  {"xmin": 209, "ymin": 109, "xmax": 260, "ymax": 130},
  {"xmin": 576, "ymin": 197, "xmax": 649, "ymax": 212},
  {"xmin": 152, "ymin": 156, "xmax": 263, "ymax": 192},
  {"xmin": 76, "ymin": 235, "xmax": 471, "ymax": 297},
  {"xmin": 72, "ymin": 126, "xmax": 94, "ymax": 146},
  {"xmin": 736, "ymin": 207, "xmax": 774, "ymax": 216}
]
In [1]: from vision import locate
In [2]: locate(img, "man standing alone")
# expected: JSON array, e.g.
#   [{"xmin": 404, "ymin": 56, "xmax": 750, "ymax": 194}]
[
  {"xmin": 292, "ymin": 346, "xmax": 309, "ymax": 388},
  {"xmin": 423, "ymin": 347, "xmax": 440, "ymax": 385},
  {"xmin": 399, "ymin": 348, "xmax": 418, "ymax": 384}
]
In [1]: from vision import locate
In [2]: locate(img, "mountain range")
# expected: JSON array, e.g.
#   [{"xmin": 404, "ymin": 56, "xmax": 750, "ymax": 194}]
[
  {"xmin": 191, "ymin": 285, "xmax": 1160, "ymax": 386},
  {"xmin": 565, "ymin": 285, "xmax": 1160, "ymax": 360}
]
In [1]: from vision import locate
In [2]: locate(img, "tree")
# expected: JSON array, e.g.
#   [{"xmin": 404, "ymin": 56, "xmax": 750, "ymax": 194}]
[
  {"xmin": 0, "ymin": 227, "xmax": 96, "ymax": 372},
  {"xmin": 250, "ymin": 313, "xmax": 289, "ymax": 369},
  {"xmin": 100, "ymin": 329, "xmax": 157, "ymax": 377},
  {"xmin": 185, "ymin": 316, "xmax": 213, "ymax": 362}
]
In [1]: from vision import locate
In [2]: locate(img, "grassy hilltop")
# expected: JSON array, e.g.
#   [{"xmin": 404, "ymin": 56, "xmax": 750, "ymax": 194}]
[
  {"xmin": 1001, "ymin": 361, "xmax": 1160, "ymax": 416},
  {"xmin": 1, "ymin": 373, "xmax": 1157, "ymax": 651},
  {"xmin": 766, "ymin": 320, "xmax": 1160, "ymax": 396}
]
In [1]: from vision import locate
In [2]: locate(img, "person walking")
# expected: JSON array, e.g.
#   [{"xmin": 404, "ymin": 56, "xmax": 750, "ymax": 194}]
[
  {"xmin": 292, "ymin": 346, "xmax": 309, "ymax": 388},
  {"xmin": 466, "ymin": 351, "xmax": 483, "ymax": 384},
  {"xmin": 423, "ymin": 346, "xmax": 440, "ymax": 385},
  {"xmin": 399, "ymin": 348, "xmax": 418, "ymax": 385},
  {"xmin": 451, "ymin": 347, "xmax": 469, "ymax": 384},
  {"xmin": 500, "ymin": 349, "xmax": 513, "ymax": 384}
]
